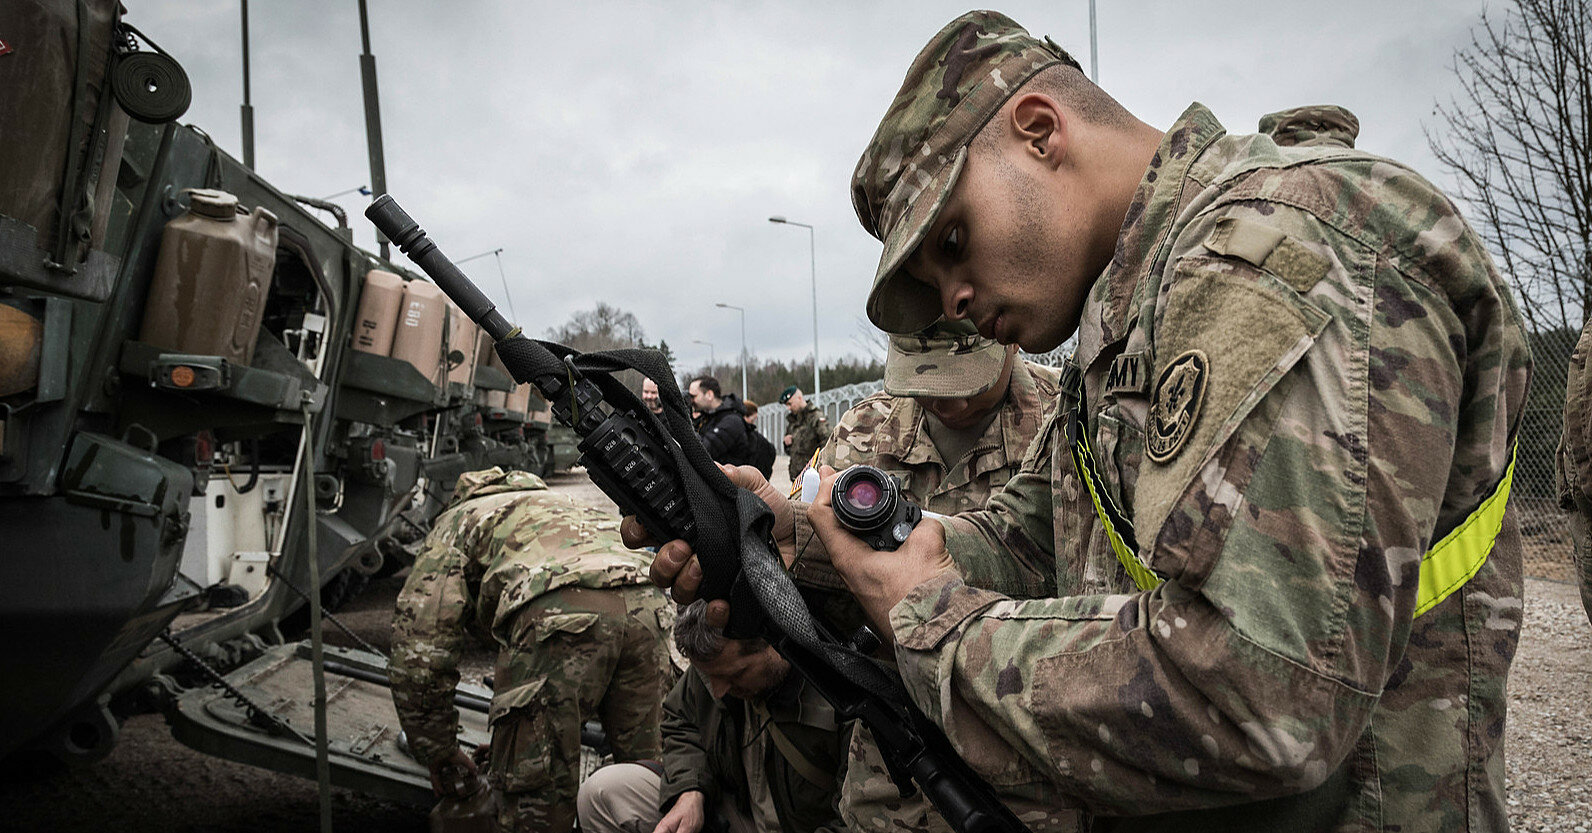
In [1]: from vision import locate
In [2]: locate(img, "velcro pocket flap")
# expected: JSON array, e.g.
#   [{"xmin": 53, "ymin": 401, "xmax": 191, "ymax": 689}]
[
  {"xmin": 489, "ymin": 676, "xmax": 545, "ymax": 725},
  {"xmin": 1135, "ymin": 257, "xmax": 1331, "ymax": 577},
  {"xmin": 535, "ymin": 612, "xmax": 600, "ymax": 641}
]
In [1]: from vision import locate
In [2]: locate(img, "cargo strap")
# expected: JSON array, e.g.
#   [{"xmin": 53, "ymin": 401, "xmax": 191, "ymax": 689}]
[
  {"xmin": 1067, "ymin": 383, "xmax": 1515, "ymax": 618},
  {"xmin": 751, "ymin": 701, "xmax": 836, "ymax": 791}
]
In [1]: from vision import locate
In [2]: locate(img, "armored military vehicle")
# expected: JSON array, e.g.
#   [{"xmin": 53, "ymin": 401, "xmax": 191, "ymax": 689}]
[{"xmin": 0, "ymin": 3, "xmax": 495, "ymax": 790}]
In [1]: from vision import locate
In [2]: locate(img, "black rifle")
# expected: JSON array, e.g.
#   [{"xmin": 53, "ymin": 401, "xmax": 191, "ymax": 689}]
[{"xmin": 367, "ymin": 195, "xmax": 1030, "ymax": 833}]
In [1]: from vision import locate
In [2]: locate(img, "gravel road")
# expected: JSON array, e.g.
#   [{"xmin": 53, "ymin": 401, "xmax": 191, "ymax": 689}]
[{"xmin": 1, "ymin": 464, "xmax": 1587, "ymax": 831}]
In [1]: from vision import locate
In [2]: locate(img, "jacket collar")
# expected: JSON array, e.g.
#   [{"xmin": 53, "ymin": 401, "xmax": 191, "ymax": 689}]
[{"xmin": 1076, "ymin": 103, "xmax": 1228, "ymax": 374}]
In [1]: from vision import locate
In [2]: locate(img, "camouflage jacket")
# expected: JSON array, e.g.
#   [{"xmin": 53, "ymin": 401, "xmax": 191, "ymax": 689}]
[
  {"xmin": 1557, "ymin": 317, "xmax": 1592, "ymax": 625},
  {"xmin": 814, "ymin": 359, "xmax": 1066, "ymax": 833},
  {"xmin": 878, "ymin": 105, "xmax": 1532, "ymax": 829},
  {"xmin": 816, "ymin": 360, "xmax": 1061, "ymax": 516},
  {"xmin": 786, "ymin": 404, "xmax": 831, "ymax": 470},
  {"xmin": 389, "ymin": 468, "xmax": 654, "ymax": 765}
]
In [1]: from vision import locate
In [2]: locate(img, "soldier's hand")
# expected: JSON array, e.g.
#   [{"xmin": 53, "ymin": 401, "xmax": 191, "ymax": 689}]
[
  {"xmin": 808, "ymin": 465, "xmax": 956, "ymax": 643},
  {"xmin": 427, "ymin": 746, "xmax": 480, "ymax": 799},
  {"xmin": 653, "ymin": 789, "xmax": 706, "ymax": 833}
]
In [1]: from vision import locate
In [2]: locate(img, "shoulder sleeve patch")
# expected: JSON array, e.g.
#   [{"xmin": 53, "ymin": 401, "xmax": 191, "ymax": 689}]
[{"xmin": 1202, "ymin": 216, "xmax": 1331, "ymax": 293}]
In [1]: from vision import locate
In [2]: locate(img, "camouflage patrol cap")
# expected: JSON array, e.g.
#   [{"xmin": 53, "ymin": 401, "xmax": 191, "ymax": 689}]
[
  {"xmin": 884, "ymin": 318, "xmax": 1010, "ymax": 398},
  {"xmin": 451, "ymin": 467, "xmax": 547, "ymax": 504},
  {"xmin": 853, "ymin": 11, "xmax": 1077, "ymax": 335},
  {"xmin": 1259, "ymin": 105, "xmax": 1360, "ymax": 149}
]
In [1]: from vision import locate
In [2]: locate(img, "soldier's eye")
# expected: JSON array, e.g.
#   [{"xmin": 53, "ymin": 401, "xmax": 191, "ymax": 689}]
[{"xmin": 939, "ymin": 225, "xmax": 963, "ymax": 258}]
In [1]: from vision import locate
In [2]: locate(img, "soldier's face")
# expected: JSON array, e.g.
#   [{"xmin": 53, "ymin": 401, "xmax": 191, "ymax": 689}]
[
  {"xmin": 919, "ymin": 347, "xmax": 1016, "ymax": 430},
  {"xmin": 904, "ymin": 105, "xmax": 1113, "ymax": 352},
  {"xmin": 696, "ymin": 642, "xmax": 791, "ymax": 700},
  {"xmin": 641, "ymin": 379, "xmax": 662, "ymax": 412},
  {"xmin": 786, "ymin": 392, "xmax": 804, "ymax": 411}
]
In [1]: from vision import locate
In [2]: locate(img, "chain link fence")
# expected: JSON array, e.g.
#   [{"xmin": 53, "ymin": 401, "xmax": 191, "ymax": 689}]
[
  {"xmin": 749, "ymin": 331, "xmax": 1577, "ymax": 581},
  {"xmin": 1517, "ymin": 326, "xmax": 1577, "ymax": 582}
]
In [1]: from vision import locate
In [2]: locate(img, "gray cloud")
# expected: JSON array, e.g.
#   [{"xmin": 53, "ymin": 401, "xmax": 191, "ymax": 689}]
[{"xmin": 129, "ymin": 0, "xmax": 1487, "ymax": 377}]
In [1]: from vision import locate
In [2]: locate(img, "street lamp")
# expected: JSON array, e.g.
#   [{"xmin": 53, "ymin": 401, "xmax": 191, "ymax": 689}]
[
  {"xmin": 768, "ymin": 216, "xmax": 820, "ymax": 398},
  {"xmin": 320, "ymin": 185, "xmax": 371, "ymax": 201},
  {"xmin": 692, "ymin": 339, "xmax": 715, "ymax": 370},
  {"xmin": 714, "ymin": 302, "xmax": 747, "ymax": 400},
  {"xmin": 457, "ymin": 247, "xmax": 517, "ymax": 323}
]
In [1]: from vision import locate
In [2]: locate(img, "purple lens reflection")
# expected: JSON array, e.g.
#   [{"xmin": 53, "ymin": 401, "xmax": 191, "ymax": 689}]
[{"xmin": 845, "ymin": 480, "xmax": 882, "ymax": 510}]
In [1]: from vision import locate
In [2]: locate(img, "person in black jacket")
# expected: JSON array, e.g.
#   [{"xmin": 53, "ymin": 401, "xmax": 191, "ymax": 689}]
[
  {"xmin": 687, "ymin": 375, "xmax": 751, "ymax": 467},
  {"xmin": 740, "ymin": 399, "xmax": 778, "ymax": 479}
]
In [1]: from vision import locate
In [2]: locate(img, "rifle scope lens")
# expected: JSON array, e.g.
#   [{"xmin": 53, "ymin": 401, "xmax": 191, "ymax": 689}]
[
  {"xmin": 843, "ymin": 479, "xmax": 882, "ymax": 510},
  {"xmin": 830, "ymin": 465, "xmax": 921, "ymax": 550},
  {"xmin": 831, "ymin": 465, "xmax": 899, "ymax": 528}
]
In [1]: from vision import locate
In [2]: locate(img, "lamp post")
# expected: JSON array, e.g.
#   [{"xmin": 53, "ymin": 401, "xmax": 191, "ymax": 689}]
[
  {"xmin": 692, "ymin": 339, "xmax": 715, "ymax": 371},
  {"xmin": 715, "ymin": 302, "xmax": 747, "ymax": 399},
  {"xmin": 457, "ymin": 247, "xmax": 517, "ymax": 323},
  {"xmin": 768, "ymin": 216, "xmax": 819, "ymax": 398}
]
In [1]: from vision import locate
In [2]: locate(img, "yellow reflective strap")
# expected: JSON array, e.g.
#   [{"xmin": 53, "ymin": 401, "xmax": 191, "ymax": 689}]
[
  {"xmin": 1414, "ymin": 448, "xmax": 1516, "ymax": 618},
  {"xmin": 1071, "ymin": 414, "xmax": 1514, "ymax": 616},
  {"xmin": 1071, "ymin": 430, "xmax": 1162, "ymax": 592}
]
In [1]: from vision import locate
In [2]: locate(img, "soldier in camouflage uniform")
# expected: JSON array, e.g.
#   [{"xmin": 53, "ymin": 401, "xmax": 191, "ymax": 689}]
[
  {"xmin": 1557, "ymin": 320, "xmax": 1592, "ymax": 624},
  {"xmin": 818, "ymin": 319, "xmax": 1060, "ymax": 516},
  {"xmin": 782, "ymin": 386, "xmax": 831, "ymax": 480},
  {"xmin": 648, "ymin": 11, "xmax": 1532, "ymax": 832},
  {"xmin": 390, "ymin": 467, "xmax": 673, "ymax": 833},
  {"xmin": 816, "ymin": 317, "xmax": 1064, "ymax": 831}
]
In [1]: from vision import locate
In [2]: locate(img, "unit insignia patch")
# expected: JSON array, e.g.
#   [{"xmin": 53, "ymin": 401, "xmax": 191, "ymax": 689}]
[{"xmin": 1146, "ymin": 350, "xmax": 1207, "ymax": 463}]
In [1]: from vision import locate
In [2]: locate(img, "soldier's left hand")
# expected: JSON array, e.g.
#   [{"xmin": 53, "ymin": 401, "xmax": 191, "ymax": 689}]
[
  {"xmin": 427, "ymin": 746, "xmax": 480, "ymax": 798},
  {"xmin": 808, "ymin": 465, "xmax": 957, "ymax": 643}
]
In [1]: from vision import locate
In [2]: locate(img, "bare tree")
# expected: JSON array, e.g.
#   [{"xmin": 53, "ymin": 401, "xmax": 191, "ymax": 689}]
[
  {"xmin": 546, "ymin": 302, "xmax": 649, "ymax": 353},
  {"xmin": 850, "ymin": 314, "xmax": 890, "ymax": 364},
  {"xmin": 1428, "ymin": 0, "xmax": 1591, "ymax": 330}
]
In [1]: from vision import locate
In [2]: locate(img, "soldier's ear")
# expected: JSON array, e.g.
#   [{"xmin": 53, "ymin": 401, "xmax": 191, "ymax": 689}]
[{"xmin": 1008, "ymin": 93, "xmax": 1066, "ymax": 170}]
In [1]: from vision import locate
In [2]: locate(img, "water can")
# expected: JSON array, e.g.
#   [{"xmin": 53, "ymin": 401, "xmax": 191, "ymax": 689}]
[
  {"xmin": 390, "ymin": 279, "xmax": 447, "ymax": 388},
  {"xmin": 138, "ymin": 189, "xmax": 277, "ymax": 366},
  {"xmin": 351, "ymin": 269, "xmax": 405, "ymax": 355}
]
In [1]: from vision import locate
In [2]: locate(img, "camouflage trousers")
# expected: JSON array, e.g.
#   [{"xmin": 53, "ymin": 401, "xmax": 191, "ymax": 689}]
[{"xmin": 488, "ymin": 584, "xmax": 673, "ymax": 833}]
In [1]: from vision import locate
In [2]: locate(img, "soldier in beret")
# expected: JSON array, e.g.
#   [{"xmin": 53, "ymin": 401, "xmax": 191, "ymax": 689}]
[{"xmin": 782, "ymin": 385, "xmax": 831, "ymax": 481}]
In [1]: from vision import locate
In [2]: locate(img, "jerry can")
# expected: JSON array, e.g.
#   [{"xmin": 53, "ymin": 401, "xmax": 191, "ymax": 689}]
[
  {"xmin": 389, "ymin": 279, "xmax": 447, "ymax": 388},
  {"xmin": 446, "ymin": 303, "xmax": 478, "ymax": 386},
  {"xmin": 138, "ymin": 189, "xmax": 278, "ymax": 365},
  {"xmin": 351, "ymin": 269, "xmax": 405, "ymax": 355},
  {"xmin": 504, "ymin": 383, "xmax": 531, "ymax": 415}
]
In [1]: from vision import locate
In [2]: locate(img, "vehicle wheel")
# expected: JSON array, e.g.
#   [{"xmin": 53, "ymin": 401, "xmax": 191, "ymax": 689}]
[{"xmin": 319, "ymin": 568, "xmax": 370, "ymax": 613}]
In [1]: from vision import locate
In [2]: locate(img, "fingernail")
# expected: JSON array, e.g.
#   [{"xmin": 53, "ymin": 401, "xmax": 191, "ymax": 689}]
[{"xmin": 687, "ymin": 562, "xmax": 702, "ymax": 581}]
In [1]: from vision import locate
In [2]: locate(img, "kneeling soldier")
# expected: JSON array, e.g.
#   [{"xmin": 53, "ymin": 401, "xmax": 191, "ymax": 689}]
[{"xmin": 390, "ymin": 467, "xmax": 673, "ymax": 833}]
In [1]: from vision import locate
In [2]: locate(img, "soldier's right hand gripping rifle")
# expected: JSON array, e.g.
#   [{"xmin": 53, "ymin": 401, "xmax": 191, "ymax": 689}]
[{"xmin": 367, "ymin": 195, "xmax": 1030, "ymax": 833}]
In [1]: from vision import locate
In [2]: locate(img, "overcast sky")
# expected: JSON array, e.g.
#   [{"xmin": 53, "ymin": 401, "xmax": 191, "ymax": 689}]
[{"xmin": 129, "ymin": 0, "xmax": 1490, "ymax": 378}]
